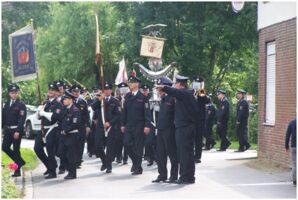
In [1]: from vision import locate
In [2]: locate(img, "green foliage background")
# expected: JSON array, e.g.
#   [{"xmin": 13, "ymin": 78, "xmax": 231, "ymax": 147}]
[{"xmin": 2, "ymin": 2, "xmax": 258, "ymax": 143}]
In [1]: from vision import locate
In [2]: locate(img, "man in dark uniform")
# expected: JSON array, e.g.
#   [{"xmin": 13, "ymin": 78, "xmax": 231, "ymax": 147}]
[
  {"xmin": 121, "ymin": 76, "xmax": 151, "ymax": 175},
  {"xmin": 2, "ymin": 84, "xmax": 27, "ymax": 177},
  {"xmin": 235, "ymin": 89, "xmax": 250, "ymax": 152},
  {"xmin": 216, "ymin": 89, "xmax": 231, "ymax": 151},
  {"xmin": 91, "ymin": 82, "xmax": 121, "ymax": 173},
  {"xmin": 152, "ymin": 76, "xmax": 178, "ymax": 183},
  {"xmin": 192, "ymin": 76, "xmax": 209, "ymax": 163},
  {"xmin": 205, "ymin": 96, "xmax": 217, "ymax": 150},
  {"xmin": 114, "ymin": 82, "xmax": 129, "ymax": 164},
  {"xmin": 59, "ymin": 90, "xmax": 81, "ymax": 179},
  {"xmin": 86, "ymin": 85, "xmax": 100, "ymax": 157},
  {"xmin": 35, "ymin": 82, "xmax": 64, "ymax": 179},
  {"xmin": 156, "ymin": 75, "xmax": 198, "ymax": 184},
  {"xmin": 141, "ymin": 84, "xmax": 156, "ymax": 167},
  {"xmin": 71, "ymin": 84, "xmax": 91, "ymax": 168}
]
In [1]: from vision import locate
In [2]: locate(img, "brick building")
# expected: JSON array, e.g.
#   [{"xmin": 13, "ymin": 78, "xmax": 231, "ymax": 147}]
[{"xmin": 257, "ymin": 2, "xmax": 296, "ymax": 166}]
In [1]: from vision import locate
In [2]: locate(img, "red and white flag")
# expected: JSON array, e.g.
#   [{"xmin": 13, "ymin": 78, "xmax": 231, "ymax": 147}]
[{"xmin": 115, "ymin": 57, "xmax": 128, "ymax": 85}]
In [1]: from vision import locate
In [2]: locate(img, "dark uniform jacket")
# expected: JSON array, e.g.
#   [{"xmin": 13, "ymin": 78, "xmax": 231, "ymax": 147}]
[
  {"xmin": 61, "ymin": 104, "xmax": 81, "ymax": 133},
  {"xmin": 2, "ymin": 99, "xmax": 27, "ymax": 133},
  {"xmin": 121, "ymin": 91, "xmax": 151, "ymax": 128},
  {"xmin": 163, "ymin": 86, "xmax": 198, "ymax": 128},
  {"xmin": 236, "ymin": 98, "xmax": 249, "ymax": 126},
  {"xmin": 74, "ymin": 98, "xmax": 90, "ymax": 128},
  {"xmin": 216, "ymin": 97, "xmax": 229, "ymax": 124},
  {"xmin": 91, "ymin": 97, "xmax": 121, "ymax": 128},
  {"xmin": 157, "ymin": 95, "xmax": 175, "ymax": 130},
  {"xmin": 285, "ymin": 118, "xmax": 297, "ymax": 149},
  {"xmin": 41, "ymin": 98, "xmax": 65, "ymax": 127},
  {"xmin": 196, "ymin": 95, "xmax": 209, "ymax": 121}
]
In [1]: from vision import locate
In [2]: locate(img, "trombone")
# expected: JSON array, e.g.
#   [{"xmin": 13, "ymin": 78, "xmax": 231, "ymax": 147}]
[{"xmin": 72, "ymin": 79, "xmax": 94, "ymax": 100}]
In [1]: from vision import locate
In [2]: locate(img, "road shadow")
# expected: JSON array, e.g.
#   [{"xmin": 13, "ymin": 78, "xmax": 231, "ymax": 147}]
[
  {"xmin": 103, "ymin": 173, "xmax": 138, "ymax": 181},
  {"xmin": 136, "ymin": 182, "xmax": 187, "ymax": 193}
]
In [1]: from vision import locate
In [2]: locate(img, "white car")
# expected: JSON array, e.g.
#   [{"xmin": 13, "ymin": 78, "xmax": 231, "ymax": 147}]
[{"xmin": 24, "ymin": 104, "xmax": 94, "ymax": 139}]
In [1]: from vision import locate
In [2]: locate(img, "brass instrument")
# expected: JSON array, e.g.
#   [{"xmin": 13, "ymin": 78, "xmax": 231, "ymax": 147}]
[
  {"xmin": 72, "ymin": 79, "xmax": 93, "ymax": 100},
  {"xmin": 63, "ymin": 78, "xmax": 73, "ymax": 87},
  {"xmin": 193, "ymin": 78, "xmax": 206, "ymax": 97}
]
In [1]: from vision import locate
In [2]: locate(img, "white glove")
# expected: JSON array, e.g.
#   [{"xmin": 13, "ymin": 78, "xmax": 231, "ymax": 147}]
[{"xmin": 39, "ymin": 110, "xmax": 53, "ymax": 121}]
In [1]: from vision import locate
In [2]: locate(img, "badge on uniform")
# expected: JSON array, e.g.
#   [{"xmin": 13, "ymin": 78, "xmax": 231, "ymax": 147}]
[
  {"xmin": 56, "ymin": 109, "xmax": 61, "ymax": 114},
  {"xmin": 20, "ymin": 110, "xmax": 25, "ymax": 116},
  {"xmin": 222, "ymin": 106, "xmax": 225, "ymax": 109},
  {"xmin": 118, "ymin": 106, "xmax": 121, "ymax": 112},
  {"xmin": 240, "ymin": 106, "xmax": 243, "ymax": 110},
  {"xmin": 145, "ymin": 103, "xmax": 149, "ymax": 109},
  {"xmin": 81, "ymin": 107, "xmax": 84, "ymax": 110},
  {"xmin": 73, "ymin": 118, "xmax": 78, "ymax": 123},
  {"xmin": 208, "ymin": 111, "xmax": 211, "ymax": 115}
]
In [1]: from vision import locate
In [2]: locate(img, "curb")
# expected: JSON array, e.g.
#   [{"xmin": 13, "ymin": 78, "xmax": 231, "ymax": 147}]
[{"xmin": 13, "ymin": 170, "xmax": 34, "ymax": 198}]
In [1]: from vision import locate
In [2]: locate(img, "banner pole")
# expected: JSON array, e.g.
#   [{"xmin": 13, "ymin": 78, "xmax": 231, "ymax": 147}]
[{"xmin": 31, "ymin": 18, "xmax": 42, "ymax": 104}]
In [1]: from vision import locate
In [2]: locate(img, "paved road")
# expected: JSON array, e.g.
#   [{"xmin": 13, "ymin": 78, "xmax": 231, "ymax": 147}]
[{"xmin": 21, "ymin": 139, "xmax": 296, "ymax": 198}]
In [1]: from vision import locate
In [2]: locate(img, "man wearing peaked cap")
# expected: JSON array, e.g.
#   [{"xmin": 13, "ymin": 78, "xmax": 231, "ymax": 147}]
[
  {"xmin": 121, "ymin": 75, "xmax": 151, "ymax": 175},
  {"xmin": 71, "ymin": 84, "xmax": 91, "ymax": 168},
  {"xmin": 216, "ymin": 88, "xmax": 231, "ymax": 151},
  {"xmin": 235, "ymin": 89, "xmax": 250, "ymax": 152},
  {"xmin": 2, "ymin": 83, "xmax": 27, "ymax": 177},
  {"xmin": 157, "ymin": 76, "xmax": 173, "ymax": 86},
  {"xmin": 155, "ymin": 74, "xmax": 198, "ymax": 184},
  {"xmin": 34, "ymin": 81, "xmax": 65, "ymax": 179}
]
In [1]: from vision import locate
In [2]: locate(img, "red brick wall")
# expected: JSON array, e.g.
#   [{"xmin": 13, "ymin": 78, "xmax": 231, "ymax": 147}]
[{"xmin": 258, "ymin": 18, "xmax": 296, "ymax": 167}]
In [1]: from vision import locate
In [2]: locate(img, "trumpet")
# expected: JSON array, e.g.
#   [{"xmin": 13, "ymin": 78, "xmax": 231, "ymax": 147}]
[
  {"xmin": 197, "ymin": 88, "xmax": 206, "ymax": 97},
  {"xmin": 193, "ymin": 81, "xmax": 206, "ymax": 97},
  {"xmin": 72, "ymin": 79, "xmax": 93, "ymax": 100}
]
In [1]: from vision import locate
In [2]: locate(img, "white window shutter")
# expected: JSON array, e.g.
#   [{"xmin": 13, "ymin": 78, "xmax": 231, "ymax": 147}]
[{"xmin": 265, "ymin": 42, "xmax": 276, "ymax": 125}]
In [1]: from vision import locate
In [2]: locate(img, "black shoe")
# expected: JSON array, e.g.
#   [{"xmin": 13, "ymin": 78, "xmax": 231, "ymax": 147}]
[
  {"xmin": 165, "ymin": 177, "xmax": 178, "ymax": 183},
  {"xmin": 293, "ymin": 181, "xmax": 296, "ymax": 186},
  {"xmin": 123, "ymin": 161, "xmax": 128, "ymax": 165},
  {"xmin": 131, "ymin": 170, "xmax": 142, "ymax": 175},
  {"xmin": 195, "ymin": 159, "xmax": 201, "ymax": 163},
  {"xmin": 11, "ymin": 170, "xmax": 21, "ymax": 177},
  {"xmin": 152, "ymin": 177, "xmax": 167, "ymax": 183},
  {"xmin": 45, "ymin": 173, "xmax": 57, "ymax": 179},
  {"xmin": 244, "ymin": 144, "xmax": 251, "ymax": 151},
  {"xmin": 130, "ymin": 165, "xmax": 136, "ymax": 172},
  {"xmin": 81, "ymin": 160, "xmax": 84, "ymax": 163},
  {"xmin": 76, "ymin": 165, "xmax": 81, "ymax": 169},
  {"xmin": 174, "ymin": 179, "xmax": 195, "ymax": 184},
  {"xmin": 43, "ymin": 170, "xmax": 50, "ymax": 176},
  {"xmin": 100, "ymin": 165, "xmax": 107, "ymax": 171},
  {"xmin": 116, "ymin": 159, "xmax": 122, "ymax": 164},
  {"xmin": 88, "ymin": 153, "xmax": 92, "ymax": 157},
  {"xmin": 147, "ymin": 160, "xmax": 154, "ymax": 166},
  {"xmin": 106, "ymin": 169, "xmax": 112, "ymax": 173},
  {"xmin": 210, "ymin": 141, "xmax": 216, "ymax": 149},
  {"xmin": 64, "ymin": 174, "xmax": 76, "ymax": 180},
  {"xmin": 217, "ymin": 149, "xmax": 226, "ymax": 152},
  {"xmin": 226, "ymin": 141, "xmax": 231, "ymax": 149},
  {"xmin": 234, "ymin": 149, "xmax": 245, "ymax": 152},
  {"xmin": 58, "ymin": 169, "xmax": 65, "ymax": 174}
]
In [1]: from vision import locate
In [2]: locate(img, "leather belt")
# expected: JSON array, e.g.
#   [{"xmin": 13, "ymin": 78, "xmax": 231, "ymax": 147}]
[
  {"xmin": 61, "ymin": 129, "xmax": 79, "ymax": 135},
  {"xmin": 7, "ymin": 126, "xmax": 17, "ymax": 129}
]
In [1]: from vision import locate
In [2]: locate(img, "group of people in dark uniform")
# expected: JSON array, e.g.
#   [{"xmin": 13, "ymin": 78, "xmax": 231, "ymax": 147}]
[{"xmin": 2, "ymin": 73, "xmax": 251, "ymax": 184}]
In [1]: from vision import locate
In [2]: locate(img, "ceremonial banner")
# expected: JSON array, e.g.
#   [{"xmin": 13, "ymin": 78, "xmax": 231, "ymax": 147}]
[
  {"xmin": 140, "ymin": 35, "xmax": 166, "ymax": 59},
  {"xmin": 9, "ymin": 24, "xmax": 37, "ymax": 82},
  {"xmin": 115, "ymin": 57, "xmax": 128, "ymax": 85}
]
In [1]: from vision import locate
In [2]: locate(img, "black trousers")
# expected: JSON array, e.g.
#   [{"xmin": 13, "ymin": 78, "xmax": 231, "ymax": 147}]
[
  {"xmin": 124, "ymin": 124, "xmax": 145, "ymax": 172},
  {"xmin": 236, "ymin": 124, "xmax": 250, "ymax": 150},
  {"xmin": 194, "ymin": 120, "xmax": 205, "ymax": 160},
  {"xmin": 105, "ymin": 130, "xmax": 116, "ymax": 170},
  {"xmin": 87, "ymin": 126, "xmax": 96, "ymax": 155},
  {"xmin": 56, "ymin": 133, "xmax": 67, "ymax": 171},
  {"xmin": 144, "ymin": 127, "xmax": 156, "ymax": 162},
  {"xmin": 217, "ymin": 122, "xmax": 230, "ymax": 150},
  {"xmin": 59, "ymin": 134, "xmax": 78, "ymax": 177},
  {"xmin": 2, "ymin": 128, "xmax": 25, "ymax": 167},
  {"xmin": 94, "ymin": 126, "xmax": 106, "ymax": 165},
  {"xmin": 175, "ymin": 125, "xmax": 196, "ymax": 182},
  {"xmin": 34, "ymin": 128, "xmax": 58, "ymax": 173},
  {"xmin": 205, "ymin": 120, "xmax": 215, "ymax": 148},
  {"xmin": 76, "ymin": 127, "xmax": 86, "ymax": 165},
  {"xmin": 156, "ymin": 127, "xmax": 178, "ymax": 179}
]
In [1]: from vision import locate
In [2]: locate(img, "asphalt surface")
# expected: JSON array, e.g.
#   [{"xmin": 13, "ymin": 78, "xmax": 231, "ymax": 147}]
[{"xmin": 20, "ymin": 138, "xmax": 296, "ymax": 199}]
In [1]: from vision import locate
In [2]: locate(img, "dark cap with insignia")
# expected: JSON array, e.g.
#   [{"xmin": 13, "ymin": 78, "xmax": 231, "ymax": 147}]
[
  {"xmin": 193, "ymin": 76, "xmax": 204, "ymax": 82},
  {"xmin": 237, "ymin": 88, "xmax": 247, "ymax": 94},
  {"xmin": 141, "ymin": 84, "xmax": 150, "ymax": 90},
  {"xmin": 8, "ymin": 83, "xmax": 20, "ymax": 92},
  {"xmin": 70, "ymin": 84, "xmax": 82, "ymax": 92},
  {"xmin": 103, "ymin": 82, "xmax": 113, "ymax": 90},
  {"xmin": 64, "ymin": 89, "xmax": 76, "ymax": 99},
  {"xmin": 217, "ymin": 89, "xmax": 226, "ymax": 95},
  {"xmin": 56, "ymin": 80, "xmax": 64, "ymax": 88},
  {"xmin": 157, "ymin": 76, "xmax": 173, "ymax": 86},
  {"xmin": 92, "ymin": 85, "xmax": 101, "ymax": 91},
  {"xmin": 175, "ymin": 74, "xmax": 189, "ymax": 83},
  {"xmin": 118, "ymin": 82, "xmax": 128, "ymax": 88},
  {"xmin": 128, "ymin": 75, "xmax": 141, "ymax": 83},
  {"xmin": 48, "ymin": 82, "xmax": 59, "ymax": 91}
]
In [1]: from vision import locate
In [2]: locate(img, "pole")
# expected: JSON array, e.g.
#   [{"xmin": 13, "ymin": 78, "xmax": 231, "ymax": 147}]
[{"xmin": 31, "ymin": 18, "xmax": 42, "ymax": 104}]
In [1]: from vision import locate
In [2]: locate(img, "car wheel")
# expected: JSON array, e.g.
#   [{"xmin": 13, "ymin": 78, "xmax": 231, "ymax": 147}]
[{"xmin": 25, "ymin": 121, "xmax": 34, "ymax": 139}]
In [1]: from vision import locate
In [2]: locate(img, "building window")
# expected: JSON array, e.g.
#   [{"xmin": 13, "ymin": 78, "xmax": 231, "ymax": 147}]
[{"xmin": 265, "ymin": 41, "xmax": 276, "ymax": 125}]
